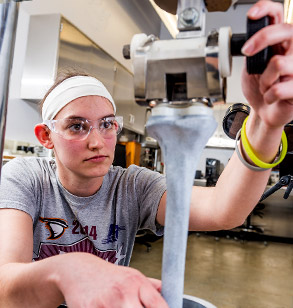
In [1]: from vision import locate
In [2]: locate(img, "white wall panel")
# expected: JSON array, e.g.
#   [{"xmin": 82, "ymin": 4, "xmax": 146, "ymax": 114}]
[{"xmin": 6, "ymin": 0, "xmax": 162, "ymax": 143}]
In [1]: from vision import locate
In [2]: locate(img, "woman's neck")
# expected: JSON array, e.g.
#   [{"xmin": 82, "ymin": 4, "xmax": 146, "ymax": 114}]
[{"xmin": 57, "ymin": 170, "xmax": 104, "ymax": 197}]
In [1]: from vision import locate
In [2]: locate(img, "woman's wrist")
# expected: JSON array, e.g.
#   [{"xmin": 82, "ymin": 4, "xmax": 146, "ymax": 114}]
[
  {"xmin": 245, "ymin": 110, "xmax": 284, "ymax": 164},
  {"xmin": 240, "ymin": 116, "xmax": 287, "ymax": 170}
]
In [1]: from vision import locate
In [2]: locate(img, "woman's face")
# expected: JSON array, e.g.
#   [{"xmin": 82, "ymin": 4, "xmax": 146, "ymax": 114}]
[{"xmin": 49, "ymin": 95, "xmax": 117, "ymax": 181}]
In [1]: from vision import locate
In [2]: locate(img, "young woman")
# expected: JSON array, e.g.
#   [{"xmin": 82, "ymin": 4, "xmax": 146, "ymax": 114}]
[{"xmin": 0, "ymin": 1, "xmax": 293, "ymax": 307}]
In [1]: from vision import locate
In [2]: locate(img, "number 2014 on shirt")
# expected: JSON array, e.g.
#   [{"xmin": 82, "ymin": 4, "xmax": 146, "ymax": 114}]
[{"xmin": 72, "ymin": 220, "xmax": 97, "ymax": 240}]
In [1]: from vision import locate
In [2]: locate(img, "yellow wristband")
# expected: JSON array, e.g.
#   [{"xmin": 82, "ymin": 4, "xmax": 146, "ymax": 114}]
[{"xmin": 241, "ymin": 116, "xmax": 288, "ymax": 169}]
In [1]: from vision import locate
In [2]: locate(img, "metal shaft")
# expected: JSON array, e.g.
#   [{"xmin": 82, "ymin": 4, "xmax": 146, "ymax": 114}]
[
  {"xmin": 0, "ymin": 0, "xmax": 19, "ymax": 179},
  {"xmin": 146, "ymin": 105, "xmax": 217, "ymax": 308}
]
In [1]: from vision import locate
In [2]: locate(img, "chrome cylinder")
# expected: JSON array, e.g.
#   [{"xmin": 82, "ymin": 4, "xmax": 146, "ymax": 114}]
[{"xmin": 0, "ymin": 0, "xmax": 19, "ymax": 177}]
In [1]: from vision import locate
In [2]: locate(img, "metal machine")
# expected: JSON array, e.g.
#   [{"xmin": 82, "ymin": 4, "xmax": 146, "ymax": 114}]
[
  {"xmin": 123, "ymin": 1, "xmax": 272, "ymax": 307},
  {"xmin": 123, "ymin": 0, "xmax": 271, "ymax": 109}
]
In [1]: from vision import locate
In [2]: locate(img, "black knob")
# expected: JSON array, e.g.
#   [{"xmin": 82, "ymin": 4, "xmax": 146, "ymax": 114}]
[
  {"xmin": 17, "ymin": 145, "xmax": 28, "ymax": 153},
  {"xmin": 231, "ymin": 33, "xmax": 246, "ymax": 56},
  {"xmin": 123, "ymin": 44, "xmax": 131, "ymax": 60},
  {"xmin": 246, "ymin": 16, "xmax": 273, "ymax": 74},
  {"xmin": 27, "ymin": 146, "xmax": 35, "ymax": 154}
]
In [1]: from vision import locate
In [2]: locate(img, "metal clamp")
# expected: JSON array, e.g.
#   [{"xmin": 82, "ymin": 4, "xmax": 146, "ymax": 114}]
[{"xmin": 260, "ymin": 175, "xmax": 293, "ymax": 202}]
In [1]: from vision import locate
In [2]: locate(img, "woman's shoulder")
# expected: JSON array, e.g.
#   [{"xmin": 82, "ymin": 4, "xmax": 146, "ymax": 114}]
[{"xmin": 3, "ymin": 157, "xmax": 56, "ymax": 177}]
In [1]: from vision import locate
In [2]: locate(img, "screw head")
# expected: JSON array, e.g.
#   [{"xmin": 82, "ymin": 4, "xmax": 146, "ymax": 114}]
[
  {"xmin": 180, "ymin": 7, "xmax": 199, "ymax": 27},
  {"xmin": 149, "ymin": 100, "xmax": 157, "ymax": 107}
]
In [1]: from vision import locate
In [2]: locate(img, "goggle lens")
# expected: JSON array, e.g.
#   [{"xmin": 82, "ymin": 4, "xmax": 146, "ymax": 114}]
[{"xmin": 44, "ymin": 116, "xmax": 123, "ymax": 141}]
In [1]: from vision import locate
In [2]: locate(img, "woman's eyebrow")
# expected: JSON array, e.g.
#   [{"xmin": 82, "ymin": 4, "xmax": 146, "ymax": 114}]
[
  {"xmin": 63, "ymin": 114, "xmax": 115, "ymax": 121},
  {"xmin": 64, "ymin": 116, "xmax": 87, "ymax": 120},
  {"xmin": 101, "ymin": 114, "xmax": 115, "ymax": 119}
]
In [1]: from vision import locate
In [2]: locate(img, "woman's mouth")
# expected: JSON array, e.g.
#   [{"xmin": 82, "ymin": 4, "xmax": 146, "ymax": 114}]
[{"xmin": 85, "ymin": 155, "xmax": 107, "ymax": 163}]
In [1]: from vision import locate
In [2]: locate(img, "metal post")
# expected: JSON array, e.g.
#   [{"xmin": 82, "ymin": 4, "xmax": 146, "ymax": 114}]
[
  {"xmin": 147, "ymin": 104, "xmax": 217, "ymax": 308},
  {"xmin": 0, "ymin": 0, "xmax": 20, "ymax": 178}
]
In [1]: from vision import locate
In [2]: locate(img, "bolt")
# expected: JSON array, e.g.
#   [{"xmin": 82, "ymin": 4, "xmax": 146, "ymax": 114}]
[
  {"xmin": 149, "ymin": 100, "xmax": 157, "ymax": 107},
  {"xmin": 180, "ymin": 7, "xmax": 198, "ymax": 26}
]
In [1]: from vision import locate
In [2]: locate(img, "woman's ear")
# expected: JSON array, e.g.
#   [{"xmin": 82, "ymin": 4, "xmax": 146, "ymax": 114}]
[{"xmin": 34, "ymin": 124, "xmax": 54, "ymax": 149}]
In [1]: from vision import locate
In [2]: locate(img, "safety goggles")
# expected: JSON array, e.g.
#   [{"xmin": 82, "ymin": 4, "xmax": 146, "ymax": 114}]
[{"xmin": 43, "ymin": 116, "xmax": 123, "ymax": 141}]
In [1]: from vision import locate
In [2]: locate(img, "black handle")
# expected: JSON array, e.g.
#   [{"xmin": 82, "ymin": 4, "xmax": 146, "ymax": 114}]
[
  {"xmin": 246, "ymin": 16, "xmax": 273, "ymax": 74},
  {"xmin": 231, "ymin": 16, "xmax": 273, "ymax": 74},
  {"xmin": 260, "ymin": 182, "xmax": 283, "ymax": 202},
  {"xmin": 259, "ymin": 175, "xmax": 291, "ymax": 202},
  {"xmin": 284, "ymin": 177, "xmax": 293, "ymax": 199}
]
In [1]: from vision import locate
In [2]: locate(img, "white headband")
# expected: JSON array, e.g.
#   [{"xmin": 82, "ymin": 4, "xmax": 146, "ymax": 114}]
[{"xmin": 42, "ymin": 76, "xmax": 116, "ymax": 120}]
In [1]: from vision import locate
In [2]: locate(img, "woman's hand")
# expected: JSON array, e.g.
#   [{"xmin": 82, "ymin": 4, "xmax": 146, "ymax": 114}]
[
  {"xmin": 55, "ymin": 253, "xmax": 168, "ymax": 308},
  {"xmin": 241, "ymin": 0, "xmax": 293, "ymax": 128}
]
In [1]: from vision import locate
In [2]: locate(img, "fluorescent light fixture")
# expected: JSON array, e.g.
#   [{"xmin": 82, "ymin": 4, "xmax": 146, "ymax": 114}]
[
  {"xmin": 285, "ymin": 0, "xmax": 293, "ymax": 23},
  {"xmin": 149, "ymin": 0, "xmax": 178, "ymax": 38}
]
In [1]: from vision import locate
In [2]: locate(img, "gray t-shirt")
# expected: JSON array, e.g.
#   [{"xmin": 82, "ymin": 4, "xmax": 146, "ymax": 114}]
[{"xmin": 0, "ymin": 157, "xmax": 166, "ymax": 266}]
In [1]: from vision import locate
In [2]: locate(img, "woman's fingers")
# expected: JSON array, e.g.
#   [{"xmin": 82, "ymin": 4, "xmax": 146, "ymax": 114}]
[
  {"xmin": 263, "ymin": 79, "xmax": 293, "ymax": 105},
  {"xmin": 259, "ymin": 55, "xmax": 293, "ymax": 95},
  {"xmin": 147, "ymin": 277, "xmax": 162, "ymax": 292},
  {"xmin": 247, "ymin": 0, "xmax": 283, "ymax": 23},
  {"xmin": 139, "ymin": 279, "xmax": 168, "ymax": 308},
  {"xmin": 242, "ymin": 23, "xmax": 293, "ymax": 57},
  {"xmin": 241, "ymin": 0, "xmax": 290, "ymax": 57}
]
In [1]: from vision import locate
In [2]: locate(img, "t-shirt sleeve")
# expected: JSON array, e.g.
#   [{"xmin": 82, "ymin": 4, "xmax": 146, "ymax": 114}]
[
  {"xmin": 134, "ymin": 166, "xmax": 166, "ymax": 236},
  {"xmin": 0, "ymin": 158, "xmax": 40, "ymax": 222}
]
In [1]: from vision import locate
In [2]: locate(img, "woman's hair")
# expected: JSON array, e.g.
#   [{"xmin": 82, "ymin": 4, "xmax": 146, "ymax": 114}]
[{"xmin": 39, "ymin": 68, "xmax": 91, "ymax": 114}]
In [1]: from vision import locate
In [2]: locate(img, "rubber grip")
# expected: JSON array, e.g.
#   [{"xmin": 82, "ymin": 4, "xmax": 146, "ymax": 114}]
[{"xmin": 246, "ymin": 16, "xmax": 273, "ymax": 74}]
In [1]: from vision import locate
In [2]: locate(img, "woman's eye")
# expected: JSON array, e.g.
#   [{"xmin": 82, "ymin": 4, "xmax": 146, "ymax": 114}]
[
  {"xmin": 68, "ymin": 122, "xmax": 87, "ymax": 133},
  {"xmin": 101, "ymin": 120, "xmax": 113, "ymax": 130},
  {"xmin": 70, "ymin": 124, "xmax": 82, "ymax": 131}
]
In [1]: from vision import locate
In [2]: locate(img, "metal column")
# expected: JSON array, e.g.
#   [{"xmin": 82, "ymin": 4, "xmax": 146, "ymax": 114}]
[{"xmin": 0, "ymin": 0, "xmax": 21, "ymax": 178}]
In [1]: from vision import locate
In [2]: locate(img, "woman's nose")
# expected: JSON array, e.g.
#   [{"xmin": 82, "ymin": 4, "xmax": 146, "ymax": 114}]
[{"xmin": 87, "ymin": 127, "xmax": 105, "ymax": 148}]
